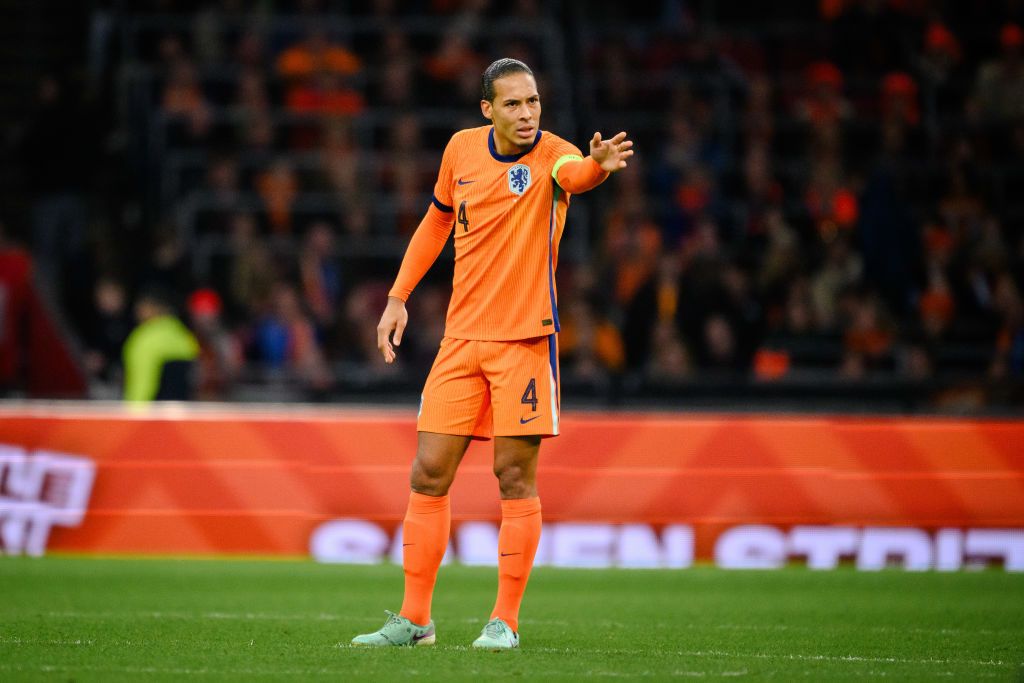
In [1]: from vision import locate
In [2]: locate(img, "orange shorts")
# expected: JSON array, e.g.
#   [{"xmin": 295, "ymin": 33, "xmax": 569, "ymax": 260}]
[{"xmin": 417, "ymin": 335, "xmax": 560, "ymax": 439}]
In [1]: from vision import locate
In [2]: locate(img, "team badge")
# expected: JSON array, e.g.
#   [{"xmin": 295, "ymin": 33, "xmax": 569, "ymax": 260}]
[{"xmin": 508, "ymin": 164, "xmax": 531, "ymax": 196}]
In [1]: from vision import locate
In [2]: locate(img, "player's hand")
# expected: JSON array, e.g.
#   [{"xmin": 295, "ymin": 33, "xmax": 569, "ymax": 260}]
[
  {"xmin": 376, "ymin": 296, "xmax": 408, "ymax": 364},
  {"xmin": 590, "ymin": 131, "xmax": 634, "ymax": 173}
]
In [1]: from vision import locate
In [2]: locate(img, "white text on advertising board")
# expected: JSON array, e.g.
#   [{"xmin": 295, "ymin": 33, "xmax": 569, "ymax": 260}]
[
  {"xmin": 310, "ymin": 521, "xmax": 1024, "ymax": 571},
  {"xmin": 0, "ymin": 444, "xmax": 95, "ymax": 556}
]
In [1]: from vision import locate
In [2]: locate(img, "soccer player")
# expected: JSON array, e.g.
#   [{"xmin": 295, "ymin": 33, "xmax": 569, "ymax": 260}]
[{"xmin": 352, "ymin": 58, "xmax": 632, "ymax": 650}]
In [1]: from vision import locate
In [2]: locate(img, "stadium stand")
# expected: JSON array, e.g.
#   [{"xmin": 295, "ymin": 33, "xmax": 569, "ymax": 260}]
[{"xmin": 0, "ymin": 0, "xmax": 1021, "ymax": 412}]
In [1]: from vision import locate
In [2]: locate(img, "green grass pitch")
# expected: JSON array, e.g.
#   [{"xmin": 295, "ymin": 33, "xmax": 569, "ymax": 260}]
[{"xmin": 1, "ymin": 558, "xmax": 1022, "ymax": 681}]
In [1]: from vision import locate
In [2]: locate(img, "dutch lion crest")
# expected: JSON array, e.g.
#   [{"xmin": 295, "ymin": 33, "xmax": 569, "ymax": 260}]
[{"xmin": 508, "ymin": 164, "xmax": 531, "ymax": 196}]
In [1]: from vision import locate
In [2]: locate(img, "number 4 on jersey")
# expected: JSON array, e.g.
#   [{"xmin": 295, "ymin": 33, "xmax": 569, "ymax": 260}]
[
  {"xmin": 457, "ymin": 201, "xmax": 470, "ymax": 232},
  {"xmin": 521, "ymin": 378, "xmax": 538, "ymax": 412}
]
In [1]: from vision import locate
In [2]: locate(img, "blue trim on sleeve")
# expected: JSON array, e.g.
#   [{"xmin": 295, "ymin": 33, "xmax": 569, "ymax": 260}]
[
  {"xmin": 431, "ymin": 194, "xmax": 454, "ymax": 213},
  {"xmin": 488, "ymin": 128, "xmax": 542, "ymax": 163}
]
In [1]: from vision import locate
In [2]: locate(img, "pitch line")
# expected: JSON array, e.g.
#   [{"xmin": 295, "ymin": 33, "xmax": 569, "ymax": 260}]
[
  {"xmin": 0, "ymin": 664, "xmax": 894, "ymax": 679},
  {"xmin": 39, "ymin": 611, "xmax": 1024, "ymax": 638},
  {"xmin": 0, "ymin": 664, "xmax": 1009, "ymax": 679},
  {"xmin": 0, "ymin": 664, "xmax": 739, "ymax": 678},
  {"xmin": 526, "ymin": 647, "xmax": 1021, "ymax": 668},
  {"xmin": 0, "ymin": 665, "xmax": 343, "ymax": 677},
  {"xmin": 0, "ymin": 637, "xmax": 94, "ymax": 646},
  {"xmin": 25, "ymin": 612, "xmax": 1024, "ymax": 669},
  {"xmin": 43, "ymin": 610, "xmax": 350, "ymax": 621}
]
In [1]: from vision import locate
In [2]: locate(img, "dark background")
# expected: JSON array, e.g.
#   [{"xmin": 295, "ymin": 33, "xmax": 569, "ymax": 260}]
[{"xmin": 1, "ymin": 0, "xmax": 1022, "ymax": 413}]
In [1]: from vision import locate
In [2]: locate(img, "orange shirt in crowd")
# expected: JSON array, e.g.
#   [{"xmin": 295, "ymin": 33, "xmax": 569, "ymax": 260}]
[{"xmin": 277, "ymin": 44, "xmax": 361, "ymax": 78}]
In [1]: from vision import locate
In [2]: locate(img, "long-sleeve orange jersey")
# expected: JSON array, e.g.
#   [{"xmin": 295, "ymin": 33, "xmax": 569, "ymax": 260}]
[{"xmin": 389, "ymin": 125, "xmax": 607, "ymax": 341}]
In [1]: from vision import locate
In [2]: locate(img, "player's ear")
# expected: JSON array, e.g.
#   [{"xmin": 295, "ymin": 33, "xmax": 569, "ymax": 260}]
[{"xmin": 480, "ymin": 100, "xmax": 493, "ymax": 121}]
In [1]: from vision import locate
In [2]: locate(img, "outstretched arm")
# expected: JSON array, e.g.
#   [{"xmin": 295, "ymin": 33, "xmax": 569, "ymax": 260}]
[
  {"xmin": 555, "ymin": 131, "xmax": 634, "ymax": 194},
  {"xmin": 377, "ymin": 202, "xmax": 453, "ymax": 363}
]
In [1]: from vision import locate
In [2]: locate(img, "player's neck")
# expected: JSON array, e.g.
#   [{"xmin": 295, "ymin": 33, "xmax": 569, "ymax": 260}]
[
  {"xmin": 493, "ymin": 135, "xmax": 528, "ymax": 157},
  {"xmin": 489, "ymin": 127, "xmax": 539, "ymax": 159}
]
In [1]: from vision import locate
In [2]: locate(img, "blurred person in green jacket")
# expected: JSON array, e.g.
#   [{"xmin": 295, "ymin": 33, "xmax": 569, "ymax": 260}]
[{"xmin": 122, "ymin": 286, "xmax": 199, "ymax": 402}]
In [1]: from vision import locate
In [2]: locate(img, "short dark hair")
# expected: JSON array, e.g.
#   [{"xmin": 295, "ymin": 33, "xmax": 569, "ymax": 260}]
[{"xmin": 481, "ymin": 58, "xmax": 534, "ymax": 102}]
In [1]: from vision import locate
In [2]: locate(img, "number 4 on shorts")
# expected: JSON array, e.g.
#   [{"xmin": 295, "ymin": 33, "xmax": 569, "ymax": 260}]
[{"xmin": 521, "ymin": 378, "xmax": 538, "ymax": 412}]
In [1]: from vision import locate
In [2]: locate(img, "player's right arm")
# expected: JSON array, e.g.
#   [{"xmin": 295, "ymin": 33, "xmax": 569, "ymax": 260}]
[
  {"xmin": 377, "ymin": 136, "xmax": 458, "ymax": 364},
  {"xmin": 376, "ymin": 203, "xmax": 452, "ymax": 363}
]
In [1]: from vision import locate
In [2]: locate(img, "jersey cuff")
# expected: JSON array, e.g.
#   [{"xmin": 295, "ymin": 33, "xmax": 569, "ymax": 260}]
[
  {"xmin": 551, "ymin": 154, "xmax": 584, "ymax": 189},
  {"xmin": 431, "ymin": 194, "xmax": 454, "ymax": 213},
  {"xmin": 387, "ymin": 287, "xmax": 409, "ymax": 302}
]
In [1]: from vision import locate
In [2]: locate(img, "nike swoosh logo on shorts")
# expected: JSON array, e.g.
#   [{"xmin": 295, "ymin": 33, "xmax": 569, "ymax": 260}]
[
  {"xmin": 520, "ymin": 416, "xmax": 540, "ymax": 424},
  {"xmin": 457, "ymin": 178, "xmax": 476, "ymax": 185}
]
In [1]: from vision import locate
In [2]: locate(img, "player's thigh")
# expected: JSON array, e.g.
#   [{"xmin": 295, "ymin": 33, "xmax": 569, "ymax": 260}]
[
  {"xmin": 417, "ymin": 337, "xmax": 492, "ymax": 438},
  {"xmin": 482, "ymin": 336, "xmax": 559, "ymax": 437}
]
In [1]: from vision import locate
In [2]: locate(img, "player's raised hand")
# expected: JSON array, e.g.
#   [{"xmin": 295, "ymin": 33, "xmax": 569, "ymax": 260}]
[
  {"xmin": 376, "ymin": 296, "xmax": 409, "ymax": 364},
  {"xmin": 590, "ymin": 131, "xmax": 634, "ymax": 173}
]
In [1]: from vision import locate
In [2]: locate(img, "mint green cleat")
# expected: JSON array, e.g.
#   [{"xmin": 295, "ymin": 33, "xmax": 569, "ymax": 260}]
[
  {"xmin": 471, "ymin": 618, "xmax": 520, "ymax": 650},
  {"xmin": 351, "ymin": 610, "xmax": 435, "ymax": 647}
]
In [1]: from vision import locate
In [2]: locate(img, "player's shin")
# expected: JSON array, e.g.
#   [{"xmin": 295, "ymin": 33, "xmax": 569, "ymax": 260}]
[
  {"xmin": 490, "ymin": 497, "xmax": 542, "ymax": 632},
  {"xmin": 398, "ymin": 492, "xmax": 451, "ymax": 626}
]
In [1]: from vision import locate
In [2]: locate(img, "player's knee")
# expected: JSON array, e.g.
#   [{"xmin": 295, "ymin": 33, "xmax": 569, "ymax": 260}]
[
  {"xmin": 410, "ymin": 456, "xmax": 453, "ymax": 496},
  {"xmin": 494, "ymin": 463, "xmax": 531, "ymax": 498}
]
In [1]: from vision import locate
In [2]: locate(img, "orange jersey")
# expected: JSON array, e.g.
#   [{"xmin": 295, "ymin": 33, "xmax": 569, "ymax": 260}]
[{"xmin": 424, "ymin": 126, "xmax": 583, "ymax": 341}]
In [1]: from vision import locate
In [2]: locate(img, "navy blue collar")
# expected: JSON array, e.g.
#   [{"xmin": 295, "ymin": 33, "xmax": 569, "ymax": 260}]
[{"xmin": 488, "ymin": 127, "xmax": 542, "ymax": 162}]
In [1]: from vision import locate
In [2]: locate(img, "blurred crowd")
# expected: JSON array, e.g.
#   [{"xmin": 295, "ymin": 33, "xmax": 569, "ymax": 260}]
[
  {"xmin": 567, "ymin": 1, "xmax": 1024, "ymax": 410},
  {"xmin": 6, "ymin": 0, "xmax": 1024, "ymax": 407}
]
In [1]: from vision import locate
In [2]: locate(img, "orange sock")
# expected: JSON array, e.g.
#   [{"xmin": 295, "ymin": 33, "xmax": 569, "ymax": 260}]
[
  {"xmin": 490, "ymin": 497, "xmax": 542, "ymax": 632},
  {"xmin": 399, "ymin": 491, "xmax": 450, "ymax": 626}
]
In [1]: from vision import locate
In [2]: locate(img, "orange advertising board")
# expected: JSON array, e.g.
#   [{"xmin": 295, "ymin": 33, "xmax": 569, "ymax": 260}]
[{"xmin": 1, "ymin": 404, "xmax": 1022, "ymax": 569}]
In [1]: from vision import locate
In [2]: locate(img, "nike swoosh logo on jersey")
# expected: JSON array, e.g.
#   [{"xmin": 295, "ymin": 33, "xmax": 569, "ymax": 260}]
[
  {"xmin": 520, "ymin": 416, "xmax": 540, "ymax": 424},
  {"xmin": 457, "ymin": 178, "xmax": 476, "ymax": 185},
  {"xmin": 500, "ymin": 552, "xmax": 521, "ymax": 557}
]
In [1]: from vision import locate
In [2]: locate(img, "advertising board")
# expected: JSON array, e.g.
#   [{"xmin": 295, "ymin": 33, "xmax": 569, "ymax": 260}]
[{"xmin": 2, "ymin": 405, "xmax": 1021, "ymax": 570}]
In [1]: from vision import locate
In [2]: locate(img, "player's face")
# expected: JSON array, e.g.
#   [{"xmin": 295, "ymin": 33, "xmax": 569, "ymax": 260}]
[{"xmin": 481, "ymin": 72, "xmax": 541, "ymax": 155}]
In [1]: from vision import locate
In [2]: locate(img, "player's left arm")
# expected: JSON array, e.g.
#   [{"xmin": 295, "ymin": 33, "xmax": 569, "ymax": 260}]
[{"xmin": 553, "ymin": 131, "xmax": 634, "ymax": 194}]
